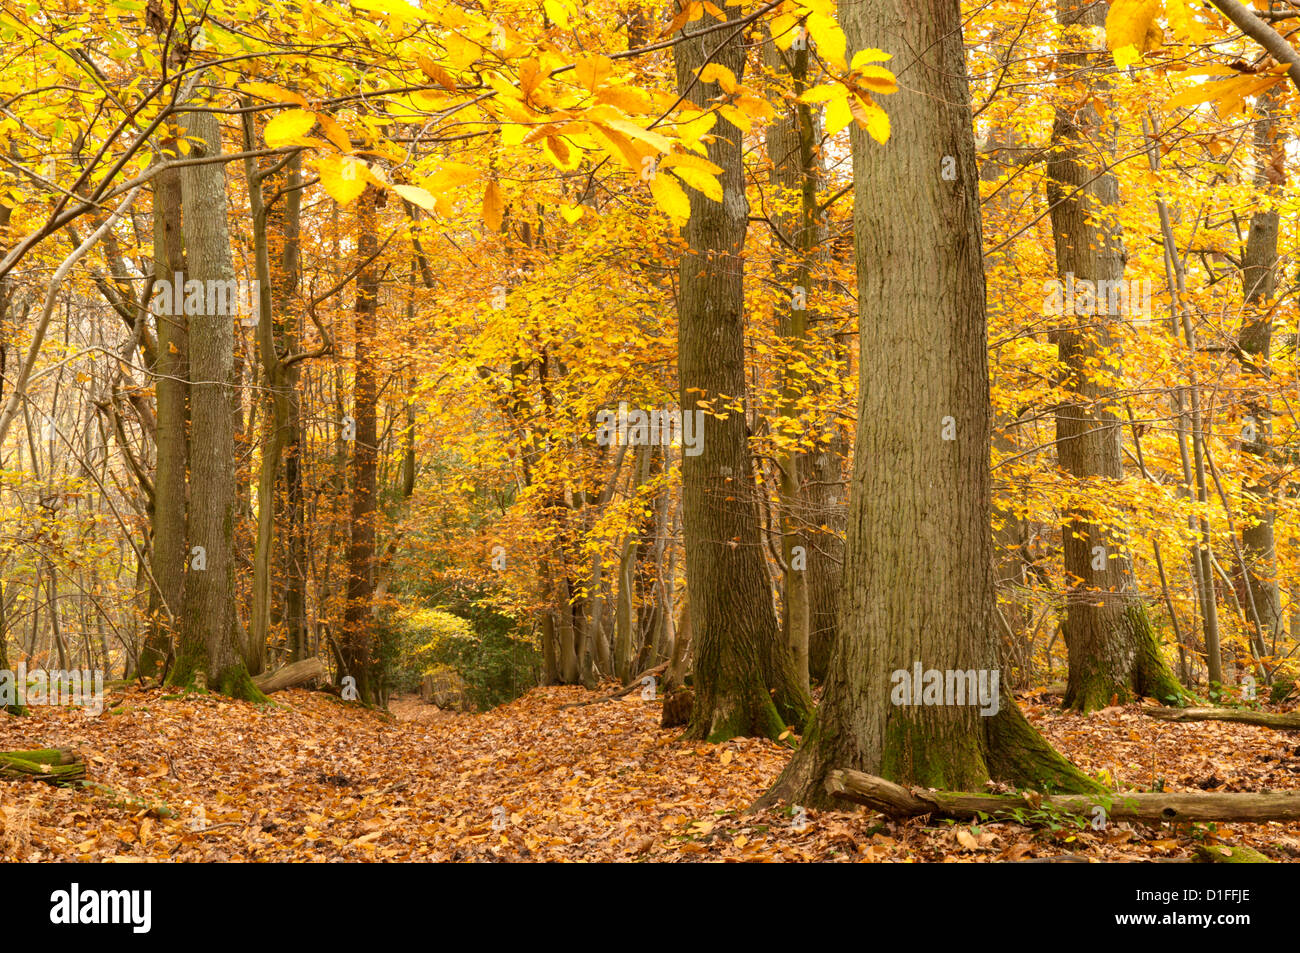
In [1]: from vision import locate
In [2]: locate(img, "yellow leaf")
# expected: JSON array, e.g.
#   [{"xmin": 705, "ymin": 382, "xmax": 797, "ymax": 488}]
[
  {"xmin": 649, "ymin": 171, "xmax": 690, "ymax": 226},
  {"xmin": 1165, "ymin": 0, "xmax": 1206, "ymax": 43},
  {"xmin": 351, "ymin": 0, "xmax": 431, "ymax": 21},
  {"xmin": 805, "ymin": 12, "xmax": 847, "ymax": 72},
  {"xmin": 824, "ymin": 93, "xmax": 852, "ymax": 138},
  {"xmin": 659, "ymin": 152, "xmax": 723, "ymax": 175},
  {"xmin": 417, "ymin": 56, "xmax": 458, "ymax": 91},
  {"xmin": 850, "ymin": 48, "xmax": 892, "ymax": 68},
  {"xmin": 1106, "ymin": 0, "xmax": 1162, "ymax": 64},
  {"xmin": 392, "ymin": 183, "xmax": 437, "ymax": 211},
  {"xmin": 798, "ymin": 83, "xmax": 844, "ymax": 104},
  {"xmin": 598, "ymin": 115, "xmax": 673, "ymax": 154},
  {"xmin": 239, "ymin": 83, "xmax": 309, "ymax": 108},
  {"xmin": 559, "ymin": 204, "xmax": 584, "ymax": 224},
  {"xmin": 313, "ymin": 112, "xmax": 352, "ymax": 153},
  {"xmin": 697, "ymin": 63, "xmax": 738, "ymax": 94},
  {"xmin": 425, "ymin": 161, "xmax": 480, "ymax": 192},
  {"xmin": 543, "ymin": 134, "xmax": 580, "ymax": 170},
  {"xmin": 850, "ymin": 94, "xmax": 890, "ymax": 144},
  {"xmin": 316, "ymin": 154, "xmax": 369, "ymax": 204},
  {"xmin": 595, "ymin": 86, "xmax": 654, "ymax": 114},
  {"xmin": 853, "ymin": 65, "xmax": 898, "ymax": 95},
  {"xmin": 720, "ymin": 749, "xmax": 733, "ymax": 765},
  {"xmin": 669, "ymin": 165, "xmax": 721, "ymax": 200},
  {"xmin": 483, "ymin": 180, "xmax": 504, "ymax": 232},
  {"xmin": 771, "ymin": 13, "xmax": 800, "ymax": 50},
  {"xmin": 1164, "ymin": 71, "xmax": 1282, "ymax": 111},
  {"xmin": 543, "ymin": 0, "xmax": 570, "ymax": 28},
  {"xmin": 575, "ymin": 54, "xmax": 613, "ymax": 93},
  {"xmin": 264, "ymin": 109, "xmax": 316, "ymax": 148}
]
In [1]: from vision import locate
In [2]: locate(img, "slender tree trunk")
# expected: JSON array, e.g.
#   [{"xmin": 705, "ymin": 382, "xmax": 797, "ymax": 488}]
[
  {"xmin": 341, "ymin": 187, "xmax": 381, "ymax": 705},
  {"xmin": 141, "ymin": 156, "xmax": 187, "ymax": 679},
  {"xmin": 765, "ymin": 0, "xmax": 1098, "ymax": 808},
  {"xmin": 1237, "ymin": 88, "xmax": 1285, "ymax": 651},
  {"xmin": 1046, "ymin": 0, "xmax": 1184, "ymax": 712}
]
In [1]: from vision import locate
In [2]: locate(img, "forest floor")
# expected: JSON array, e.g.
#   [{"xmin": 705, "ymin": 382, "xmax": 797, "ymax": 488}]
[{"xmin": 3, "ymin": 683, "xmax": 1300, "ymax": 862}]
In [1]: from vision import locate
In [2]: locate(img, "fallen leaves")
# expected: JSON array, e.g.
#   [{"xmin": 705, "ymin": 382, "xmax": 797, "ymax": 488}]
[{"xmin": 0, "ymin": 685, "xmax": 1295, "ymax": 862}]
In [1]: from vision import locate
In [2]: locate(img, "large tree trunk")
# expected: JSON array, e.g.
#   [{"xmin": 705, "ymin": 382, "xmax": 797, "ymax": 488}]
[
  {"xmin": 169, "ymin": 109, "xmax": 262, "ymax": 700},
  {"xmin": 1046, "ymin": 0, "xmax": 1184, "ymax": 712},
  {"xmin": 676, "ymin": 6, "xmax": 812, "ymax": 742},
  {"xmin": 341, "ymin": 187, "xmax": 381, "ymax": 706},
  {"xmin": 764, "ymin": 0, "xmax": 1097, "ymax": 808}
]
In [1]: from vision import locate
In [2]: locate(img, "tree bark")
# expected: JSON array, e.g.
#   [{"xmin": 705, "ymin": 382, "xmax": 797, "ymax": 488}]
[
  {"xmin": 1046, "ymin": 0, "xmax": 1184, "ymax": 712},
  {"xmin": 141, "ymin": 153, "xmax": 187, "ymax": 680},
  {"xmin": 341, "ymin": 187, "xmax": 381, "ymax": 706},
  {"xmin": 169, "ymin": 108, "xmax": 261, "ymax": 700},
  {"xmin": 676, "ymin": 5, "xmax": 812, "ymax": 742},
  {"xmin": 763, "ymin": 0, "xmax": 1098, "ymax": 809},
  {"xmin": 251, "ymin": 657, "xmax": 325, "ymax": 693}
]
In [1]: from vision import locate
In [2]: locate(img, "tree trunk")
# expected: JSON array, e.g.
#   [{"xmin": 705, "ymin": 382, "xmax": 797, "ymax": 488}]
[
  {"xmin": 676, "ymin": 5, "xmax": 812, "ymax": 742},
  {"xmin": 341, "ymin": 187, "xmax": 381, "ymax": 706},
  {"xmin": 1236, "ymin": 87, "xmax": 1285, "ymax": 652},
  {"xmin": 763, "ymin": 0, "xmax": 1098, "ymax": 809},
  {"xmin": 1046, "ymin": 0, "xmax": 1184, "ymax": 712},
  {"xmin": 169, "ymin": 108, "xmax": 262, "ymax": 700},
  {"xmin": 141, "ymin": 154, "xmax": 187, "ymax": 680}
]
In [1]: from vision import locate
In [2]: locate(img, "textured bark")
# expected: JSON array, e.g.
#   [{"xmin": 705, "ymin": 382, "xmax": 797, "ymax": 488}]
[
  {"xmin": 170, "ymin": 109, "xmax": 261, "ymax": 701},
  {"xmin": 1237, "ymin": 88, "xmax": 1285, "ymax": 649},
  {"xmin": 763, "ymin": 0, "xmax": 1098, "ymax": 809},
  {"xmin": 243, "ymin": 110, "xmax": 284, "ymax": 677},
  {"xmin": 676, "ymin": 6, "xmax": 812, "ymax": 742},
  {"xmin": 251, "ymin": 657, "xmax": 325, "ymax": 693},
  {"xmin": 141, "ymin": 159, "xmax": 187, "ymax": 680},
  {"xmin": 1047, "ymin": 0, "xmax": 1184, "ymax": 712},
  {"xmin": 341, "ymin": 187, "xmax": 381, "ymax": 706},
  {"xmin": 765, "ymin": 34, "xmax": 816, "ymax": 694},
  {"xmin": 280, "ymin": 156, "xmax": 309, "ymax": 663}
]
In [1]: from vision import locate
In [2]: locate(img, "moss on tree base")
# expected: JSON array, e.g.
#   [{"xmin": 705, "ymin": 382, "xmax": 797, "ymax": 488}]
[{"xmin": 1063, "ymin": 602, "xmax": 1190, "ymax": 713}]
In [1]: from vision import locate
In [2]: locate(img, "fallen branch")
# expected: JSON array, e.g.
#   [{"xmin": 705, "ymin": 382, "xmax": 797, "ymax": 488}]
[
  {"xmin": 0, "ymin": 749, "xmax": 85, "ymax": 785},
  {"xmin": 559, "ymin": 663, "xmax": 669, "ymax": 709},
  {"xmin": 1143, "ymin": 705, "xmax": 1300, "ymax": 730},
  {"xmin": 252, "ymin": 658, "xmax": 326, "ymax": 694},
  {"xmin": 827, "ymin": 768, "xmax": 1300, "ymax": 823}
]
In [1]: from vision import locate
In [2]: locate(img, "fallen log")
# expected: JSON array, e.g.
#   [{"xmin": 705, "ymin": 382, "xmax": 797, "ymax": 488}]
[
  {"xmin": 0, "ymin": 748, "xmax": 85, "ymax": 784},
  {"xmin": 827, "ymin": 768, "xmax": 1300, "ymax": 823},
  {"xmin": 1143, "ymin": 706, "xmax": 1300, "ymax": 730},
  {"xmin": 252, "ymin": 658, "xmax": 326, "ymax": 694},
  {"xmin": 1194, "ymin": 844, "xmax": 1273, "ymax": 863},
  {"xmin": 559, "ymin": 663, "xmax": 669, "ymax": 709}
]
